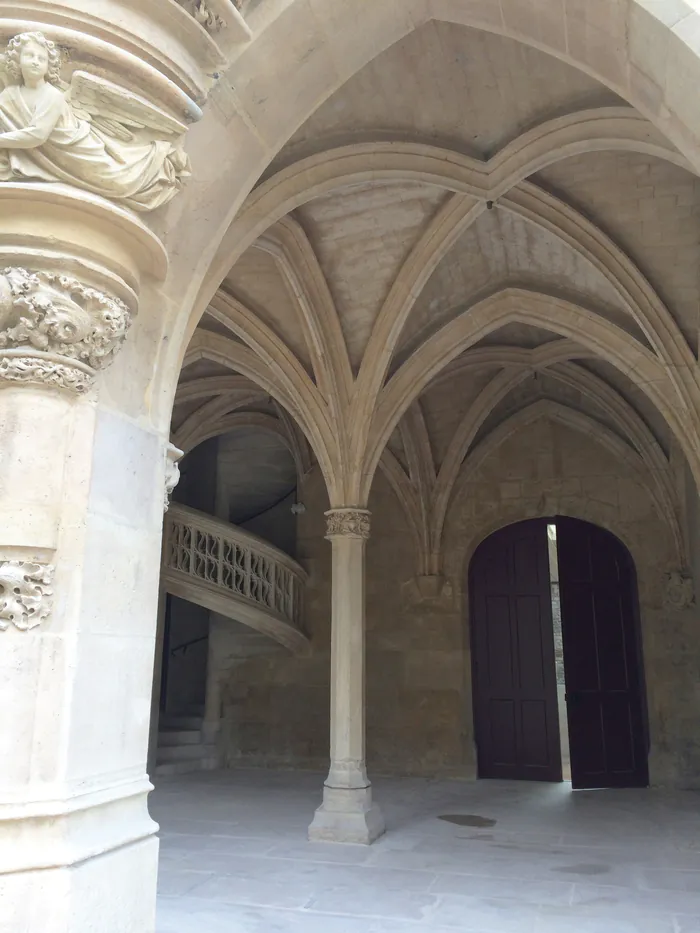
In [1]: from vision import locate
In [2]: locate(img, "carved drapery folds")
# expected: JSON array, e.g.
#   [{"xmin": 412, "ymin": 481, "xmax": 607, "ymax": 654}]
[
  {"xmin": 0, "ymin": 560, "xmax": 54, "ymax": 631},
  {"xmin": 0, "ymin": 31, "xmax": 192, "ymax": 211},
  {"xmin": 664, "ymin": 571, "xmax": 695, "ymax": 611},
  {"xmin": 325, "ymin": 509, "xmax": 371, "ymax": 540},
  {"xmin": 0, "ymin": 267, "xmax": 131, "ymax": 392}
]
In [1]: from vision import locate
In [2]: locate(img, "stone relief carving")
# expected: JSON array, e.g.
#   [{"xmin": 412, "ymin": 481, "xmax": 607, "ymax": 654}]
[
  {"xmin": 664, "ymin": 570, "xmax": 695, "ymax": 611},
  {"xmin": 164, "ymin": 444, "xmax": 184, "ymax": 513},
  {"xmin": 0, "ymin": 560, "xmax": 54, "ymax": 631},
  {"xmin": 401, "ymin": 574, "xmax": 454, "ymax": 612},
  {"xmin": 325, "ymin": 509, "xmax": 371, "ymax": 540},
  {"xmin": 176, "ymin": 0, "xmax": 229, "ymax": 32},
  {"xmin": 0, "ymin": 355, "xmax": 92, "ymax": 392},
  {"xmin": 0, "ymin": 32, "xmax": 191, "ymax": 211},
  {"xmin": 0, "ymin": 267, "xmax": 131, "ymax": 392}
]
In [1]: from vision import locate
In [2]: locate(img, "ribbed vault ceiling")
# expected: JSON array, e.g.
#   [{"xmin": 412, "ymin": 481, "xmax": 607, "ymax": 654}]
[{"xmin": 173, "ymin": 21, "xmax": 700, "ymax": 576}]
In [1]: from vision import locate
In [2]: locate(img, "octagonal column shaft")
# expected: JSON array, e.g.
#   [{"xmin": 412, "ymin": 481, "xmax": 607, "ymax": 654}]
[
  {"xmin": 0, "ymin": 379, "xmax": 169, "ymax": 933},
  {"xmin": 0, "ymin": 3, "xmax": 239, "ymax": 925},
  {"xmin": 0, "ymin": 183, "xmax": 171, "ymax": 933},
  {"xmin": 308, "ymin": 509, "xmax": 385, "ymax": 845}
]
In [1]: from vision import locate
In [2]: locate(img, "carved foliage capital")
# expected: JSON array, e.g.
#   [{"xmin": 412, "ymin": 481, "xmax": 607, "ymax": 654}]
[
  {"xmin": 325, "ymin": 509, "xmax": 371, "ymax": 540},
  {"xmin": 0, "ymin": 560, "xmax": 54, "ymax": 631},
  {"xmin": 0, "ymin": 267, "xmax": 131, "ymax": 392},
  {"xmin": 0, "ymin": 355, "xmax": 93, "ymax": 392}
]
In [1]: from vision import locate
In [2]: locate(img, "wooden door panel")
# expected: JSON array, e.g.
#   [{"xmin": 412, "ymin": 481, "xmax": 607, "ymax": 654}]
[
  {"xmin": 484, "ymin": 595, "xmax": 514, "ymax": 689},
  {"xmin": 566, "ymin": 697, "xmax": 606, "ymax": 776},
  {"xmin": 557, "ymin": 518, "xmax": 648, "ymax": 789},
  {"xmin": 520, "ymin": 700, "xmax": 553, "ymax": 769},
  {"xmin": 512, "ymin": 537, "xmax": 541, "ymax": 590},
  {"xmin": 471, "ymin": 520, "xmax": 562, "ymax": 782},
  {"xmin": 488, "ymin": 699, "xmax": 517, "ymax": 767},
  {"xmin": 604, "ymin": 699, "xmax": 637, "ymax": 774},
  {"xmin": 516, "ymin": 596, "xmax": 549, "ymax": 691}
]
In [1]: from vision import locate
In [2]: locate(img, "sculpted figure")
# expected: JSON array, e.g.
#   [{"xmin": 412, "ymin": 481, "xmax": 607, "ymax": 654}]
[
  {"xmin": 664, "ymin": 570, "xmax": 694, "ymax": 611},
  {"xmin": 0, "ymin": 32, "xmax": 191, "ymax": 211}
]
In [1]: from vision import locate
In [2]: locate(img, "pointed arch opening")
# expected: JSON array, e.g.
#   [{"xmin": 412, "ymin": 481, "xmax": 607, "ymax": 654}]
[{"xmin": 469, "ymin": 517, "xmax": 649, "ymax": 790}]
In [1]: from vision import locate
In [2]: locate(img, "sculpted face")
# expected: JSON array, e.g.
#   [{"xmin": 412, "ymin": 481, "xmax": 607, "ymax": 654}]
[{"xmin": 19, "ymin": 40, "xmax": 49, "ymax": 84}]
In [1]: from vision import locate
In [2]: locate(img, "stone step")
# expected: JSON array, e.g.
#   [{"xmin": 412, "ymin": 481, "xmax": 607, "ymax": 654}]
[
  {"xmin": 156, "ymin": 743, "xmax": 216, "ymax": 763},
  {"xmin": 154, "ymin": 756, "xmax": 218, "ymax": 777},
  {"xmin": 159, "ymin": 716, "xmax": 203, "ymax": 731},
  {"xmin": 158, "ymin": 729, "xmax": 202, "ymax": 747}
]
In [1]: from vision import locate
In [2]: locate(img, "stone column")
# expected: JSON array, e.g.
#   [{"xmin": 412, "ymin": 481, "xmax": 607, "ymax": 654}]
[
  {"xmin": 0, "ymin": 263, "xmax": 165, "ymax": 933},
  {"xmin": 148, "ymin": 445, "xmax": 185, "ymax": 766},
  {"xmin": 148, "ymin": 587, "xmax": 169, "ymax": 776},
  {"xmin": 0, "ymin": 4, "xmax": 243, "ymax": 928},
  {"xmin": 308, "ymin": 508, "xmax": 385, "ymax": 844}
]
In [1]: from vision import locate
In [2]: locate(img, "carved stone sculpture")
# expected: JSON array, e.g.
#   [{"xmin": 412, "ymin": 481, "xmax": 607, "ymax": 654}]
[
  {"xmin": 0, "ymin": 267, "xmax": 131, "ymax": 392},
  {"xmin": 400, "ymin": 575, "xmax": 454, "ymax": 611},
  {"xmin": 164, "ymin": 444, "xmax": 184, "ymax": 513},
  {"xmin": 325, "ymin": 509, "xmax": 371, "ymax": 539},
  {"xmin": 0, "ymin": 32, "xmax": 191, "ymax": 211},
  {"xmin": 0, "ymin": 560, "xmax": 54, "ymax": 631},
  {"xmin": 664, "ymin": 571, "xmax": 695, "ymax": 611},
  {"xmin": 177, "ymin": 0, "xmax": 228, "ymax": 32}
]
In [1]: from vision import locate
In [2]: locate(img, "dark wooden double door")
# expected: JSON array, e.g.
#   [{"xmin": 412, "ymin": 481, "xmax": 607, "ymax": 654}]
[{"xmin": 470, "ymin": 518, "xmax": 648, "ymax": 789}]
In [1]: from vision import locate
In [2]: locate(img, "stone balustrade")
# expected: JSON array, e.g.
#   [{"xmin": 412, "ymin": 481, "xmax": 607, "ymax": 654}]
[{"xmin": 163, "ymin": 503, "xmax": 308, "ymax": 653}]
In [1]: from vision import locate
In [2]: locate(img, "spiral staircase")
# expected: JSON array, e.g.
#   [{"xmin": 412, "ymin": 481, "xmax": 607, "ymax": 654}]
[{"xmin": 155, "ymin": 504, "xmax": 309, "ymax": 774}]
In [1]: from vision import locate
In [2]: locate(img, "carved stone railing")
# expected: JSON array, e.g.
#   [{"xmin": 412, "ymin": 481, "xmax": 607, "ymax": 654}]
[{"xmin": 162, "ymin": 504, "xmax": 309, "ymax": 653}]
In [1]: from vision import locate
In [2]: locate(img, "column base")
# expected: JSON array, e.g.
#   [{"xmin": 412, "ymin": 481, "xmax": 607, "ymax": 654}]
[
  {"xmin": 0, "ymin": 836, "xmax": 158, "ymax": 933},
  {"xmin": 201, "ymin": 720, "xmax": 220, "ymax": 744},
  {"xmin": 308, "ymin": 784, "xmax": 385, "ymax": 845}
]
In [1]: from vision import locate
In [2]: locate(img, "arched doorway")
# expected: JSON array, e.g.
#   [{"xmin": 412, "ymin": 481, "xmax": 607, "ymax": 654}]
[{"xmin": 469, "ymin": 517, "xmax": 649, "ymax": 790}]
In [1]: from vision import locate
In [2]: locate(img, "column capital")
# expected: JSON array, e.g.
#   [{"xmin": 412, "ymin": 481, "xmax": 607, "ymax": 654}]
[
  {"xmin": 325, "ymin": 508, "xmax": 371, "ymax": 540},
  {"xmin": 0, "ymin": 267, "xmax": 131, "ymax": 393}
]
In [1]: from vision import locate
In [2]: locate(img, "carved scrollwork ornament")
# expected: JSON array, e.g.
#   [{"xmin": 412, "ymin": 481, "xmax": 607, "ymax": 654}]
[
  {"xmin": 0, "ymin": 267, "xmax": 131, "ymax": 392},
  {"xmin": 325, "ymin": 509, "xmax": 371, "ymax": 540},
  {"xmin": 0, "ymin": 560, "xmax": 54, "ymax": 631},
  {"xmin": 664, "ymin": 570, "xmax": 695, "ymax": 611}
]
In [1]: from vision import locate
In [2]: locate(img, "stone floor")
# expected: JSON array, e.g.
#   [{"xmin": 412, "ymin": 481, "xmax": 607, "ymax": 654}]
[{"xmin": 152, "ymin": 770, "xmax": 700, "ymax": 933}]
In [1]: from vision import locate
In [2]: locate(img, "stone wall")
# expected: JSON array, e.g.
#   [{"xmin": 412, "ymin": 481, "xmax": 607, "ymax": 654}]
[
  {"xmin": 217, "ymin": 485, "xmax": 332, "ymax": 770},
  {"xmin": 163, "ymin": 431, "xmax": 299, "ymax": 724},
  {"xmin": 366, "ymin": 478, "xmax": 467, "ymax": 777},
  {"xmin": 241, "ymin": 491, "xmax": 298, "ymax": 558},
  {"xmin": 164, "ymin": 439, "xmax": 218, "ymax": 716},
  {"xmin": 164, "ymin": 596, "xmax": 210, "ymax": 715},
  {"xmin": 441, "ymin": 418, "xmax": 700, "ymax": 788},
  {"xmin": 215, "ymin": 419, "xmax": 700, "ymax": 788}
]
